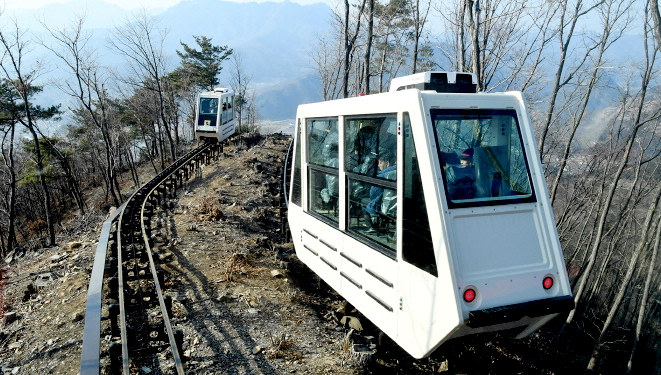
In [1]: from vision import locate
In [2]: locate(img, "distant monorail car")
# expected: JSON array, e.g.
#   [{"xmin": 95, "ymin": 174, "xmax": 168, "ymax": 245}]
[
  {"xmin": 287, "ymin": 71, "xmax": 574, "ymax": 359},
  {"xmin": 195, "ymin": 88, "xmax": 236, "ymax": 141}
]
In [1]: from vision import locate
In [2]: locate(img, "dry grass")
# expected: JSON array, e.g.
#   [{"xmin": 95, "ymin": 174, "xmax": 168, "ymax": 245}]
[
  {"xmin": 223, "ymin": 252, "xmax": 255, "ymax": 281},
  {"xmin": 190, "ymin": 196, "xmax": 224, "ymax": 222},
  {"xmin": 266, "ymin": 331, "xmax": 301, "ymax": 360}
]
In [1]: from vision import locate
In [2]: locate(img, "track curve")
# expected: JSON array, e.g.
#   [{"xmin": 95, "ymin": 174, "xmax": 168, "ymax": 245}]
[{"xmin": 81, "ymin": 140, "xmax": 222, "ymax": 375}]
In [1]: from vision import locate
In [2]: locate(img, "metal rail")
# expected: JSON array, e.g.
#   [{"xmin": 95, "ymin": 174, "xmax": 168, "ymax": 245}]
[
  {"xmin": 279, "ymin": 137, "xmax": 294, "ymax": 241},
  {"xmin": 283, "ymin": 136, "xmax": 293, "ymax": 209},
  {"xmin": 81, "ymin": 140, "xmax": 222, "ymax": 374}
]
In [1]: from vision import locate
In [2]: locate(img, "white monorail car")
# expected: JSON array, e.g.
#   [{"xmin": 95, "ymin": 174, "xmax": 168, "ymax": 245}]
[
  {"xmin": 287, "ymin": 71, "xmax": 574, "ymax": 359},
  {"xmin": 194, "ymin": 88, "xmax": 236, "ymax": 141}
]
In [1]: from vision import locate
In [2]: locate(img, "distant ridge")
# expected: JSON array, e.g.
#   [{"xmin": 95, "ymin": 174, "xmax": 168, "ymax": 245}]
[{"xmin": 3, "ymin": 0, "xmax": 331, "ymax": 121}]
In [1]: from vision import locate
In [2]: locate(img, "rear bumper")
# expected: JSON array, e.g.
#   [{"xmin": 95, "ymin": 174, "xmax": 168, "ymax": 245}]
[{"xmin": 467, "ymin": 295, "xmax": 575, "ymax": 328}]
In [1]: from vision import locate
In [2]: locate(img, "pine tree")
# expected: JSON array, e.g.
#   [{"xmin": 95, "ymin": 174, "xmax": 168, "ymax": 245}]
[{"xmin": 173, "ymin": 36, "xmax": 233, "ymax": 92}]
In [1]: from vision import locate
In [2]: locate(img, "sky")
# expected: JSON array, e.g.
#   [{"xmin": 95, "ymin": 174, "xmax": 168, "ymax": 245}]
[
  {"xmin": 4, "ymin": 0, "xmax": 182, "ymax": 9},
  {"xmin": 2, "ymin": 0, "xmax": 327, "ymax": 10}
]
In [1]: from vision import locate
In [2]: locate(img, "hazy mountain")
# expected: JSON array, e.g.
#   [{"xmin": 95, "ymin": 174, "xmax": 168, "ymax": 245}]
[
  {"xmin": 255, "ymin": 73, "xmax": 321, "ymax": 120},
  {"xmin": 159, "ymin": 0, "xmax": 330, "ymax": 84},
  {"xmin": 4, "ymin": 0, "xmax": 331, "ymax": 122}
]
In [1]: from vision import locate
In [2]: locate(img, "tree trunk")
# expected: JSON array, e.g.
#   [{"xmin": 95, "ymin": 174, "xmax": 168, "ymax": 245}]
[
  {"xmin": 466, "ymin": 0, "xmax": 482, "ymax": 90},
  {"xmin": 627, "ymin": 214, "xmax": 660, "ymax": 372},
  {"xmin": 26, "ymin": 125, "xmax": 55, "ymax": 246},
  {"xmin": 586, "ymin": 185, "xmax": 661, "ymax": 371},
  {"xmin": 412, "ymin": 0, "xmax": 421, "ymax": 74},
  {"xmin": 363, "ymin": 0, "xmax": 374, "ymax": 94},
  {"xmin": 342, "ymin": 0, "xmax": 350, "ymax": 98},
  {"xmin": 377, "ymin": 23, "xmax": 392, "ymax": 93},
  {"xmin": 2, "ymin": 121, "xmax": 18, "ymax": 254},
  {"xmin": 341, "ymin": 0, "xmax": 367, "ymax": 98},
  {"xmin": 567, "ymin": 43, "xmax": 656, "ymax": 325},
  {"xmin": 458, "ymin": 1, "xmax": 467, "ymax": 72},
  {"xmin": 650, "ymin": 0, "xmax": 661, "ymax": 48}
]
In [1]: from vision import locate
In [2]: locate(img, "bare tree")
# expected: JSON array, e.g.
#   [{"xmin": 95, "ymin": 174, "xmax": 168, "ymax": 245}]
[
  {"xmin": 342, "ymin": 0, "xmax": 368, "ymax": 98},
  {"xmin": 108, "ymin": 10, "xmax": 177, "ymax": 161},
  {"xmin": 41, "ymin": 15, "xmax": 123, "ymax": 206},
  {"xmin": 436, "ymin": 0, "xmax": 561, "ymax": 94},
  {"xmin": 650, "ymin": 0, "xmax": 661, "ymax": 47},
  {"xmin": 536, "ymin": 0, "xmax": 604, "ymax": 157},
  {"xmin": 627, "ymin": 202, "xmax": 661, "ymax": 373},
  {"xmin": 410, "ymin": 0, "xmax": 432, "ymax": 74},
  {"xmin": 229, "ymin": 51, "xmax": 252, "ymax": 131},
  {"xmin": 586, "ymin": 183, "xmax": 661, "ymax": 371},
  {"xmin": 373, "ymin": 0, "xmax": 411, "ymax": 93},
  {"xmin": 549, "ymin": 0, "xmax": 634, "ymax": 204},
  {"xmin": 0, "ymin": 16, "xmax": 58, "ymax": 246},
  {"xmin": 363, "ymin": 0, "xmax": 375, "ymax": 93},
  {"xmin": 0, "ymin": 102, "xmax": 18, "ymax": 255},
  {"xmin": 566, "ymin": 20, "xmax": 660, "ymax": 325},
  {"xmin": 311, "ymin": 28, "xmax": 344, "ymax": 101}
]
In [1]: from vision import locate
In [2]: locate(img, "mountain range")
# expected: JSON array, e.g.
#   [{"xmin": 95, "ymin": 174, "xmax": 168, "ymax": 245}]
[
  {"xmin": 3, "ymin": 0, "xmax": 648, "ymax": 128},
  {"xmin": 4, "ymin": 0, "xmax": 331, "ymax": 121}
]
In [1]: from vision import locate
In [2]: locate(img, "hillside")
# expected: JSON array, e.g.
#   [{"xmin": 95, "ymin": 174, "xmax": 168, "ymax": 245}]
[{"xmin": 0, "ymin": 134, "xmax": 578, "ymax": 374}]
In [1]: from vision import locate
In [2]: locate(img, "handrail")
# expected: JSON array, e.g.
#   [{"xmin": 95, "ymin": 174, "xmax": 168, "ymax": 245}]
[
  {"xmin": 80, "ymin": 203, "xmax": 126, "ymax": 375},
  {"xmin": 283, "ymin": 136, "xmax": 293, "ymax": 209}
]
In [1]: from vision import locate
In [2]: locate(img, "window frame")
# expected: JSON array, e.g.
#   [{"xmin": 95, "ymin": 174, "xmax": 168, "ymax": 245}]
[
  {"xmin": 430, "ymin": 108, "xmax": 537, "ymax": 209},
  {"xmin": 343, "ymin": 113, "xmax": 399, "ymax": 259},
  {"xmin": 306, "ymin": 117, "xmax": 340, "ymax": 226},
  {"xmin": 401, "ymin": 112, "xmax": 437, "ymax": 276}
]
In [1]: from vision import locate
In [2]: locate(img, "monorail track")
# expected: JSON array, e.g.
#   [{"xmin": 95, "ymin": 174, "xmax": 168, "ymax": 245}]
[{"xmin": 81, "ymin": 140, "xmax": 222, "ymax": 375}]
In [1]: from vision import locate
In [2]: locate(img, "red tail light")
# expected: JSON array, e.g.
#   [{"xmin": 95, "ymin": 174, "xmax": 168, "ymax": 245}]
[
  {"xmin": 464, "ymin": 288, "xmax": 476, "ymax": 302},
  {"xmin": 543, "ymin": 276, "xmax": 554, "ymax": 290}
]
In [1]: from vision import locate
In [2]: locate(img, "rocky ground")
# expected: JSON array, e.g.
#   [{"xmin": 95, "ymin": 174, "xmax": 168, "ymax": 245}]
[{"xmin": 0, "ymin": 134, "xmax": 572, "ymax": 374}]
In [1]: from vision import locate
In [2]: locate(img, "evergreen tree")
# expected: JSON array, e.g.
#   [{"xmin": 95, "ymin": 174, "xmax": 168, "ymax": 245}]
[{"xmin": 173, "ymin": 36, "xmax": 233, "ymax": 91}]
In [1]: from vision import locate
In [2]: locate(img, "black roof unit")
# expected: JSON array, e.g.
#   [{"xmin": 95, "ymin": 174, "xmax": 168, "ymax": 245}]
[{"xmin": 390, "ymin": 71, "xmax": 478, "ymax": 93}]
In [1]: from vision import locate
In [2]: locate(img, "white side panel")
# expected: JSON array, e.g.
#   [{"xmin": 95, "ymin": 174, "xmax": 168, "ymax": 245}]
[
  {"xmin": 340, "ymin": 236, "xmax": 398, "ymax": 339},
  {"xmin": 301, "ymin": 223, "xmax": 342, "ymax": 290},
  {"xmin": 290, "ymin": 213, "xmax": 399, "ymax": 339}
]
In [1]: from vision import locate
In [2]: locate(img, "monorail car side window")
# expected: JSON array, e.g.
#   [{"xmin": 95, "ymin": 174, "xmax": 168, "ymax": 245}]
[
  {"xmin": 228, "ymin": 96, "xmax": 234, "ymax": 122},
  {"xmin": 431, "ymin": 109, "xmax": 535, "ymax": 208},
  {"xmin": 222, "ymin": 97, "xmax": 228, "ymax": 124},
  {"xmin": 291, "ymin": 119, "xmax": 302, "ymax": 207},
  {"xmin": 344, "ymin": 114, "xmax": 398, "ymax": 255},
  {"xmin": 198, "ymin": 97, "xmax": 218, "ymax": 126},
  {"xmin": 307, "ymin": 118, "xmax": 339, "ymax": 225},
  {"xmin": 402, "ymin": 113, "xmax": 437, "ymax": 276}
]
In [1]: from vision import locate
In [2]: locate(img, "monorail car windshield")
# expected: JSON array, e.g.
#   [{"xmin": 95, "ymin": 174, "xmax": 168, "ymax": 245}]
[
  {"xmin": 432, "ymin": 108, "xmax": 535, "ymax": 208},
  {"xmin": 287, "ymin": 71, "xmax": 574, "ymax": 359},
  {"xmin": 195, "ymin": 88, "xmax": 236, "ymax": 142}
]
